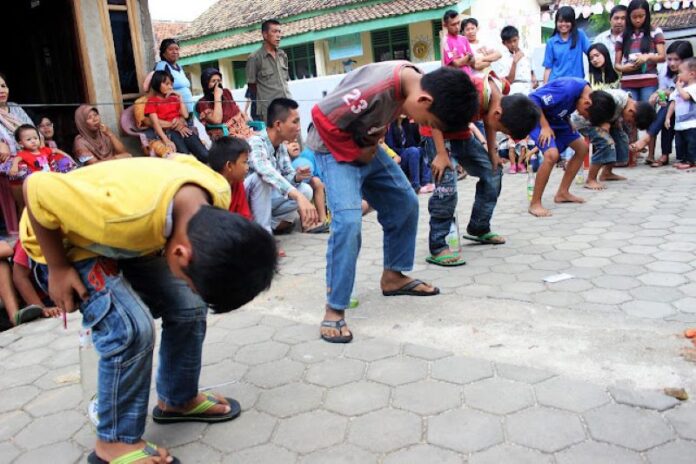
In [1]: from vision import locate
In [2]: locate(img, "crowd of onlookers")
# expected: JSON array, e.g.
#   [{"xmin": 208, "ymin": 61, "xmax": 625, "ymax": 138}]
[{"xmin": 1, "ymin": 0, "xmax": 695, "ymax": 330}]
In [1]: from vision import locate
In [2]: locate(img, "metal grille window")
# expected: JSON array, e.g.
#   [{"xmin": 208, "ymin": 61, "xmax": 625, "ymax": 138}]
[
  {"xmin": 285, "ymin": 43, "xmax": 316, "ymax": 80},
  {"xmin": 433, "ymin": 20, "xmax": 443, "ymax": 61},
  {"xmin": 371, "ymin": 26, "xmax": 410, "ymax": 62}
]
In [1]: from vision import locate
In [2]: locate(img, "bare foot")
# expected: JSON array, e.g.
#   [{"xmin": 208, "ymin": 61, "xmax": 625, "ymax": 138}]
[
  {"xmin": 320, "ymin": 306, "xmax": 352, "ymax": 339},
  {"xmin": 381, "ymin": 271, "xmax": 437, "ymax": 294},
  {"xmin": 599, "ymin": 173, "xmax": 626, "ymax": 181},
  {"xmin": 95, "ymin": 439, "xmax": 173, "ymax": 463},
  {"xmin": 157, "ymin": 392, "xmax": 230, "ymax": 416},
  {"xmin": 584, "ymin": 180, "xmax": 606, "ymax": 190},
  {"xmin": 554, "ymin": 192, "xmax": 586, "ymax": 204},
  {"xmin": 528, "ymin": 203, "xmax": 552, "ymax": 217}
]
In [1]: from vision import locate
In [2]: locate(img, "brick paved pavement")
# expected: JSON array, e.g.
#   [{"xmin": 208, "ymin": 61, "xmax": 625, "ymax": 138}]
[{"xmin": 1, "ymin": 164, "xmax": 696, "ymax": 463}]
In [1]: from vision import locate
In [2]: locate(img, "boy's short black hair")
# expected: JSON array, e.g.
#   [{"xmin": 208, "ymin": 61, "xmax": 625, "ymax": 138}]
[
  {"xmin": 587, "ymin": 90, "xmax": 617, "ymax": 127},
  {"xmin": 462, "ymin": 17, "xmax": 478, "ymax": 29},
  {"xmin": 634, "ymin": 101, "xmax": 656, "ymax": 130},
  {"xmin": 150, "ymin": 70, "xmax": 173, "ymax": 94},
  {"xmin": 609, "ymin": 4, "xmax": 627, "ymax": 19},
  {"xmin": 184, "ymin": 206, "xmax": 277, "ymax": 311},
  {"xmin": 421, "ymin": 67, "xmax": 479, "ymax": 133},
  {"xmin": 500, "ymin": 26, "xmax": 519, "ymax": 43},
  {"xmin": 262, "ymin": 19, "xmax": 280, "ymax": 33},
  {"xmin": 267, "ymin": 97, "xmax": 299, "ymax": 127},
  {"xmin": 499, "ymin": 94, "xmax": 541, "ymax": 140},
  {"xmin": 209, "ymin": 136, "xmax": 251, "ymax": 173},
  {"xmin": 443, "ymin": 9, "xmax": 458, "ymax": 22},
  {"xmin": 14, "ymin": 124, "xmax": 39, "ymax": 142}
]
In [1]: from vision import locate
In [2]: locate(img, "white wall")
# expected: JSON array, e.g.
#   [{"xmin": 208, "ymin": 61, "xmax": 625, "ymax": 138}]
[{"xmin": 470, "ymin": 0, "xmax": 542, "ymax": 52}]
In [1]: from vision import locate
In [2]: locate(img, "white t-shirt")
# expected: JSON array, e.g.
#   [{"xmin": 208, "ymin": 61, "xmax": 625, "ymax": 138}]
[
  {"xmin": 470, "ymin": 41, "xmax": 497, "ymax": 77},
  {"xmin": 671, "ymin": 84, "xmax": 696, "ymax": 131},
  {"xmin": 493, "ymin": 48, "xmax": 533, "ymax": 95}
]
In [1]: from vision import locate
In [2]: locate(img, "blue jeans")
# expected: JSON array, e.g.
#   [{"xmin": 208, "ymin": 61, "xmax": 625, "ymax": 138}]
[
  {"xmin": 427, "ymin": 138, "xmax": 502, "ymax": 255},
  {"xmin": 315, "ymin": 147, "xmax": 418, "ymax": 309},
  {"xmin": 624, "ymin": 85, "xmax": 658, "ymax": 103},
  {"xmin": 399, "ymin": 146, "xmax": 431, "ymax": 190},
  {"xmin": 582, "ymin": 124, "xmax": 629, "ymax": 165},
  {"xmin": 647, "ymin": 106, "xmax": 676, "ymax": 158},
  {"xmin": 38, "ymin": 256, "xmax": 207, "ymax": 444}
]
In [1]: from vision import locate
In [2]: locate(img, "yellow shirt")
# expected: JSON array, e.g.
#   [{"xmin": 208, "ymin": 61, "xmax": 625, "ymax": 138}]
[{"xmin": 20, "ymin": 155, "xmax": 231, "ymax": 264}]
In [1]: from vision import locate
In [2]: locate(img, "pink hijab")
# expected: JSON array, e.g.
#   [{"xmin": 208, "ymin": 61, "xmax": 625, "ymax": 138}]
[{"xmin": 73, "ymin": 105, "xmax": 114, "ymax": 160}]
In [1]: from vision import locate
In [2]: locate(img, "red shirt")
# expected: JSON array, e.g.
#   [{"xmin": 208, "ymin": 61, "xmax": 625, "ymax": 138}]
[
  {"xmin": 144, "ymin": 95, "xmax": 181, "ymax": 121},
  {"xmin": 228, "ymin": 181, "xmax": 252, "ymax": 220}
]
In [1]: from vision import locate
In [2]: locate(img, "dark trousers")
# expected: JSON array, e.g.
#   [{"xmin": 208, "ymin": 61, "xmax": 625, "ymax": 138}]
[
  {"xmin": 168, "ymin": 130, "xmax": 209, "ymax": 164},
  {"xmin": 676, "ymin": 128, "xmax": 696, "ymax": 164}
]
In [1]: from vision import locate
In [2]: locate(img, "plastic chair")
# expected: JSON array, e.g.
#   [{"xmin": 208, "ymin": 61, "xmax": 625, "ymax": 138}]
[
  {"xmin": 247, "ymin": 120, "xmax": 266, "ymax": 131},
  {"xmin": 120, "ymin": 106, "xmax": 155, "ymax": 157}
]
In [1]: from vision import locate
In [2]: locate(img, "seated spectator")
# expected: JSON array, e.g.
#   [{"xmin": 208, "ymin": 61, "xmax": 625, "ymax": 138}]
[
  {"xmin": 385, "ymin": 116, "xmax": 433, "ymax": 193},
  {"xmin": 9, "ymin": 124, "xmax": 76, "ymax": 211},
  {"xmin": 498, "ymin": 135, "xmax": 537, "ymax": 174},
  {"xmin": 197, "ymin": 68, "xmax": 254, "ymax": 141},
  {"xmin": 73, "ymin": 104, "xmax": 131, "ymax": 164},
  {"xmin": 0, "ymin": 240, "xmax": 47, "ymax": 330},
  {"xmin": 285, "ymin": 138, "xmax": 328, "ymax": 227},
  {"xmin": 208, "ymin": 136, "xmax": 252, "ymax": 220},
  {"xmin": 247, "ymin": 98, "xmax": 325, "ymax": 234},
  {"xmin": 36, "ymin": 116, "xmax": 60, "ymax": 149},
  {"xmin": 145, "ymin": 70, "xmax": 209, "ymax": 163},
  {"xmin": 0, "ymin": 73, "xmax": 34, "ymax": 164},
  {"xmin": 12, "ymin": 241, "xmax": 60, "ymax": 322}
]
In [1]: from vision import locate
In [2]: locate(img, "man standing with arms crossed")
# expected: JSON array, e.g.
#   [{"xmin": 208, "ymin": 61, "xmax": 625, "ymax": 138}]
[{"xmin": 246, "ymin": 19, "xmax": 292, "ymax": 123}]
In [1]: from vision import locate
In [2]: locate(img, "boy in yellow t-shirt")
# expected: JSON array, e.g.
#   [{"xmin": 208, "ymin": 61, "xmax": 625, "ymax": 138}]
[{"xmin": 20, "ymin": 155, "xmax": 277, "ymax": 464}]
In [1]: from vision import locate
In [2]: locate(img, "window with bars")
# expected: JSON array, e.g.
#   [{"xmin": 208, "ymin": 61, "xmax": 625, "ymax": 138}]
[
  {"xmin": 432, "ymin": 20, "xmax": 443, "ymax": 61},
  {"xmin": 371, "ymin": 26, "xmax": 410, "ymax": 62},
  {"xmin": 200, "ymin": 60, "xmax": 218, "ymax": 72},
  {"xmin": 285, "ymin": 43, "xmax": 316, "ymax": 80},
  {"xmin": 232, "ymin": 61, "xmax": 247, "ymax": 88}
]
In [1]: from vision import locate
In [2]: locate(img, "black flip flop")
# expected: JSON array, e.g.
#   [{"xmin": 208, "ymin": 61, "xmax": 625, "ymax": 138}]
[
  {"xmin": 320, "ymin": 319, "xmax": 353, "ymax": 343},
  {"xmin": 152, "ymin": 392, "xmax": 241, "ymax": 424},
  {"xmin": 382, "ymin": 279, "xmax": 440, "ymax": 297},
  {"xmin": 13, "ymin": 305, "xmax": 43, "ymax": 326}
]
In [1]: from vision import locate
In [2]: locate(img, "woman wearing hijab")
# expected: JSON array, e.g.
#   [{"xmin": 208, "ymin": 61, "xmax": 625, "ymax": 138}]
[
  {"xmin": 73, "ymin": 105, "xmax": 131, "ymax": 164},
  {"xmin": 196, "ymin": 68, "xmax": 254, "ymax": 141}
]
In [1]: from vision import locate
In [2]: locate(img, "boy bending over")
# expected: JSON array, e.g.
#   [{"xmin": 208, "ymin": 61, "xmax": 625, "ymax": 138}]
[
  {"xmin": 305, "ymin": 61, "xmax": 478, "ymax": 343},
  {"xmin": 527, "ymin": 78, "xmax": 616, "ymax": 216},
  {"xmin": 20, "ymin": 155, "xmax": 277, "ymax": 464}
]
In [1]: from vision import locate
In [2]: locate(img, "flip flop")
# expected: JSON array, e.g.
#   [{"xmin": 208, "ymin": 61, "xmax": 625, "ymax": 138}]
[
  {"xmin": 152, "ymin": 392, "xmax": 241, "ymax": 424},
  {"xmin": 462, "ymin": 232, "xmax": 506, "ymax": 245},
  {"xmin": 382, "ymin": 279, "xmax": 440, "ymax": 297},
  {"xmin": 320, "ymin": 319, "xmax": 353, "ymax": 344},
  {"xmin": 426, "ymin": 253, "xmax": 466, "ymax": 267},
  {"xmin": 305, "ymin": 223, "xmax": 330, "ymax": 234},
  {"xmin": 13, "ymin": 304, "xmax": 44, "ymax": 326},
  {"xmin": 87, "ymin": 442, "xmax": 180, "ymax": 464}
]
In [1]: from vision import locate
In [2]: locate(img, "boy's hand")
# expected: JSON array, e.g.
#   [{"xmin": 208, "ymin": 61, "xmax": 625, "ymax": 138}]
[
  {"xmin": 538, "ymin": 126, "xmax": 555, "ymax": 148},
  {"xmin": 295, "ymin": 195, "xmax": 319, "ymax": 227},
  {"xmin": 294, "ymin": 166, "xmax": 311, "ymax": 182},
  {"xmin": 48, "ymin": 265, "xmax": 88, "ymax": 313},
  {"xmin": 430, "ymin": 151, "xmax": 451, "ymax": 183},
  {"xmin": 665, "ymin": 118, "xmax": 671, "ymax": 130},
  {"xmin": 512, "ymin": 50, "xmax": 525, "ymax": 63},
  {"xmin": 676, "ymin": 80, "xmax": 684, "ymax": 90},
  {"xmin": 648, "ymin": 93, "xmax": 658, "ymax": 106},
  {"xmin": 356, "ymin": 145, "xmax": 378, "ymax": 164},
  {"xmin": 163, "ymin": 138, "xmax": 176, "ymax": 152},
  {"xmin": 491, "ymin": 154, "xmax": 501, "ymax": 173}
]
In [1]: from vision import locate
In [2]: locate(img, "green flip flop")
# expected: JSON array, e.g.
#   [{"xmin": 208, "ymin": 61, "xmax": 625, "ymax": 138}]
[
  {"xmin": 13, "ymin": 304, "xmax": 44, "ymax": 326},
  {"xmin": 152, "ymin": 391, "xmax": 241, "ymax": 424},
  {"xmin": 87, "ymin": 442, "xmax": 180, "ymax": 464},
  {"xmin": 462, "ymin": 232, "xmax": 506, "ymax": 245},
  {"xmin": 425, "ymin": 253, "xmax": 466, "ymax": 267}
]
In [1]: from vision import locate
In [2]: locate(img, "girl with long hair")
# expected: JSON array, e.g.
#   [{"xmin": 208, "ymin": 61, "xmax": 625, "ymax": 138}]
[
  {"xmin": 614, "ymin": 0, "xmax": 666, "ymax": 102},
  {"xmin": 542, "ymin": 6, "xmax": 591, "ymax": 83},
  {"xmin": 587, "ymin": 43, "xmax": 621, "ymax": 90}
]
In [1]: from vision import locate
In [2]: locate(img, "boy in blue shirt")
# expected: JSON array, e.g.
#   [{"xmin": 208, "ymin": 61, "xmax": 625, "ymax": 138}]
[{"xmin": 528, "ymin": 77, "xmax": 616, "ymax": 217}]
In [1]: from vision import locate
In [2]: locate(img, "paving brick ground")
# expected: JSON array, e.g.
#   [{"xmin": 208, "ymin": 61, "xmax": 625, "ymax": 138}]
[{"xmin": 2, "ymin": 163, "xmax": 696, "ymax": 463}]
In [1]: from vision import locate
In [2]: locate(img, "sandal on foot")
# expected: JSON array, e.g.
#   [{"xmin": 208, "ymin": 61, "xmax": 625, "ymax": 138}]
[
  {"xmin": 13, "ymin": 304, "xmax": 44, "ymax": 326},
  {"xmin": 87, "ymin": 442, "xmax": 180, "ymax": 464},
  {"xmin": 651, "ymin": 157, "xmax": 668, "ymax": 167},
  {"xmin": 462, "ymin": 232, "xmax": 506, "ymax": 245},
  {"xmin": 320, "ymin": 319, "xmax": 353, "ymax": 343},
  {"xmin": 305, "ymin": 223, "xmax": 330, "ymax": 234},
  {"xmin": 382, "ymin": 279, "xmax": 440, "ymax": 297},
  {"xmin": 152, "ymin": 392, "xmax": 241, "ymax": 424},
  {"xmin": 425, "ymin": 253, "xmax": 466, "ymax": 267}
]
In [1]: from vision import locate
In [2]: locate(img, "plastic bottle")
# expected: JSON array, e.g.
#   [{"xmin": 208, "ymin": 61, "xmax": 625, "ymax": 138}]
[
  {"xmin": 349, "ymin": 296, "xmax": 359, "ymax": 308},
  {"xmin": 79, "ymin": 328, "xmax": 99, "ymax": 427},
  {"xmin": 527, "ymin": 154, "xmax": 537, "ymax": 202},
  {"xmin": 575, "ymin": 166, "xmax": 585, "ymax": 185},
  {"xmin": 658, "ymin": 90, "xmax": 667, "ymax": 103},
  {"xmin": 446, "ymin": 218, "xmax": 460, "ymax": 251}
]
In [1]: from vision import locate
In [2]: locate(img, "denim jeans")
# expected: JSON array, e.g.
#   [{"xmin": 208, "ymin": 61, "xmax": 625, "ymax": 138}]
[
  {"xmin": 427, "ymin": 138, "xmax": 502, "ymax": 255},
  {"xmin": 624, "ymin": 85, "xmax": 658, "ymax": 103},
  {"xmin": 38, "ymin": 256, "xmax": 207, "ymax": 444},
  {"xmin": 315, "ymin": 147, "xmax": 418, "ymax": 309},
  {"xmin": 582, "ymin": 124, "xmax": 629, "ymax": 165},
  {"xmin": 675, "ymin": 128, "xmax": 696, "ymax": 164},
  {"xmin": 399, "ymin": 146, "xmax": 431, "ymax": 190}
]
